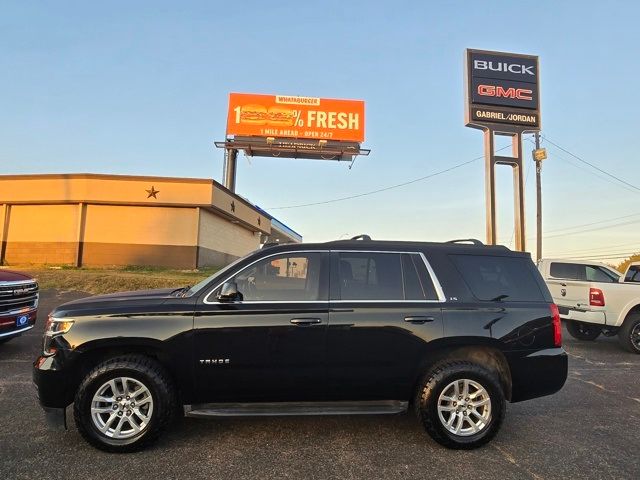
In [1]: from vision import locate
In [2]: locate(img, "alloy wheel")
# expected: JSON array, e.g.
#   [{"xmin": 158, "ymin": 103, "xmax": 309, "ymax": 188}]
[
  {"xmin": 437, "ymin": 379, "xmax": 492, "ymax": 436},
  {"xmin": 90, "ymin": 377, "xmax": 154, "ymax": 439}
]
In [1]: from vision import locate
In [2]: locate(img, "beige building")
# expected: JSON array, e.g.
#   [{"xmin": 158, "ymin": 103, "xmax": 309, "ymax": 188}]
[{"xmin": 0, "ymin": 174, "xmax": 301, "ymax": 268}]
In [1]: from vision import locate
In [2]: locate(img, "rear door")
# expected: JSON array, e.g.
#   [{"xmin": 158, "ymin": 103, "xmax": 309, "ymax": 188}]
[{"xmin": 326, "ymin": 250, "xmax": 445, "ymax": 401}]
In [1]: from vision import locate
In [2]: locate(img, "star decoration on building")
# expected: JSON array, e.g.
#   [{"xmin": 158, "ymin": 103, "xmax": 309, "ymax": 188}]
[
  {"xmin": 230, "ymin": 201, "xmax": 236, "ymax": 213},
  {"xmin": 146, "ymin": 186, "xmax": 159, "ymax": 199}
]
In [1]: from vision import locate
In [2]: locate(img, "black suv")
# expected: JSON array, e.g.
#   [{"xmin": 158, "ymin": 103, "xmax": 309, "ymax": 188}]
[{"xmin": 33, "ymin": 237, "xmax": 567, "ymax": 452}]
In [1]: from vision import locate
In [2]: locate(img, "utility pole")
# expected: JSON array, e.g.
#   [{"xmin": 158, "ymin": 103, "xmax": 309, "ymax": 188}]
[{"xmin": 532, "ymin": 132, "xmax": 546, "ymax": 262}]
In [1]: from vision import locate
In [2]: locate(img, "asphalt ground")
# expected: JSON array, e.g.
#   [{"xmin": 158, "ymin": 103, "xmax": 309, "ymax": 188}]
[{"xmin": 1, "ymin": 290, "xmax": 639, "ymax": 480}]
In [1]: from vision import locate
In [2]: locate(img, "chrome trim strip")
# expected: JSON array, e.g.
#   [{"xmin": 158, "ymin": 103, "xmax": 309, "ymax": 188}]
[
  {"xmin": 202, "ymin": 248, "xmax": 446, "ymax": 305},
  {"xmin": 0, "ymin": 325, "xmax": 34, "ymax": 338},
  {"xmin": 0, "ymin": 279, "xmax": 38, "ymax": 287},
  {"xmin": 0, "ymin": 306, "xmax": 38, "ymax": 316},
  {"xmin": 418, "ymin": 252, "xmax": 447, "ymax": 302}
]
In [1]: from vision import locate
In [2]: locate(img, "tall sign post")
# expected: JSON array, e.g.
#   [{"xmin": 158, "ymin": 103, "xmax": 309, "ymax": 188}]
[
  {"xmin": 465, "ymin": 49, "xmax": 541, "ymax": 251},
  {"xmin": 532, "ymin": 134, "xmax": 547, "ymax": 261},
  {"xmin": 217, "ymin": 93, "xmax": 369, "ymax": 192}
]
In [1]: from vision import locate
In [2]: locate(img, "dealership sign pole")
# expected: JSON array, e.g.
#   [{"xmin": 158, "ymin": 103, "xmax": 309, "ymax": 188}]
[{"xmin": 465, "ymin": 49, "xmax": 541, "ymax": 251}]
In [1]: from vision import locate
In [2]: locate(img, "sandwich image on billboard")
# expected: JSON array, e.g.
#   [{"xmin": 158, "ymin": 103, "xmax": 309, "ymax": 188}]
[
  {"xmin": 226, "ymin": 93, "xmax": 365, "ymax": 143},
  {"xmin": 465, "ymin": 49, "xmax": 541, "ymax": 129}
]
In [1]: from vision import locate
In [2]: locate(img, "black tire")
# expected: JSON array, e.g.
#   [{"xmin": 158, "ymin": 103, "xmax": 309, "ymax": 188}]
[
  {"xmin": 73, "ymin": 355, "xmax": 176, "ymax": 453},
  {"xmin": 415, "ymin": 361, "xmax": 505, "ymax": 449},
  {"xmin": 0, "ymin": 338, "xmax": 12, "ymax": 345},
  {"xmin": 566, "ymin": 320, "xmax": 602, "ymax": 341},
  {"xmin": 618, "ymin": 313, "xmax": 640, "ymax": 354}
]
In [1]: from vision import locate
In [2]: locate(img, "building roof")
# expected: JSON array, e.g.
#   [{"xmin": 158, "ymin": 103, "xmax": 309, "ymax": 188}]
[{"xmin": 0, "ymin": 173, "xmax": 301, "ymax": 242}]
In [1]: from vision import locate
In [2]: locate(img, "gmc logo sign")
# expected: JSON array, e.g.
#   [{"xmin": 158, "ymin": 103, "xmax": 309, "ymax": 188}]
[{"xmin": 477, "ymin": 85, "xmax": 532, "ymax": 101}]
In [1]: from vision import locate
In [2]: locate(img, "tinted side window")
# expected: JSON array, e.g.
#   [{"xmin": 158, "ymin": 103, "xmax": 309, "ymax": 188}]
[
  {"xmin": 626, "ymin": 266, "xmax": 640, "ymax": 282},
  {"xmin": 451, "ymin": 254, "xmax": 545, "ymax": 302},
  {"xmin": 586, "ymin": 265, "xmax": 618, "ymax": 283},
  {"xmin": 224, "ymin": 252, "xmax": 323, "ymax": 301},
  {"xmin": 402, "ymin": 254, "xmax": 438, "ymax": 300},
  {"xmin": 338, "ymin": 252, "xmax": 403, "ymax": 300},
  {"xmin": 550, "ymin": 262, "xmax": 585, "ymax": 281}
]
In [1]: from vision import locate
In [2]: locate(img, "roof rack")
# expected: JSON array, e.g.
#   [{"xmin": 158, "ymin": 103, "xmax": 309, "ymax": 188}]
[
  {"xmin": 350, "ymin": 234, "xmax": 372, "ymax": 241},
  {"xmin": 446, "ymin": 239, "xmax": 484, "ymax": 246}
]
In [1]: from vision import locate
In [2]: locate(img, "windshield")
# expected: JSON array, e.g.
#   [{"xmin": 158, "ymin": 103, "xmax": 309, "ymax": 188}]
[{"xmin": 185, "ymin": 249, "xmax": 260, "ymax": 296}]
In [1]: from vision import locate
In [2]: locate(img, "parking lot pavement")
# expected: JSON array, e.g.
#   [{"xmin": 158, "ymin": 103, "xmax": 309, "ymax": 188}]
[{"xmin": 1, "ymin": 290, "xmax": 639, "ymax": 480}]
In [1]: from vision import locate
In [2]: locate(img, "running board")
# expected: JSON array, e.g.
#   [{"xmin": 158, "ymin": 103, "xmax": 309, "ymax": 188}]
[{"xmin": 184, "ymin": 400, "xmax": 408, "ymax": 418}]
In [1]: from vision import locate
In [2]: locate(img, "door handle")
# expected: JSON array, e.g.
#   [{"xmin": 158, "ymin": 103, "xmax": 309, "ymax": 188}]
[
  {"xmin": 290, "ymin": 318, "xmax": 322, "ymax": 325},
  {"xmin": 404, "ymin": 316, "xmax": 435, "ymax": 324}
]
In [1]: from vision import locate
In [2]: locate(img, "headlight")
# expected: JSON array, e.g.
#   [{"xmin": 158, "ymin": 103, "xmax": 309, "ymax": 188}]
[
  {"xmin": 43, "ymin": 315, "xmax": 75, "ymax": 356},
  {"xmin": 44, "ymin": 315, "xmax": 75, "ymax": 336}
]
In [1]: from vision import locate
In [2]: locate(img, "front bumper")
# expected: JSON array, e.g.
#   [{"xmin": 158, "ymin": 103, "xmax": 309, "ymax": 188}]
[
  {"xmin": 0, "ymin": 308, "xmax": 37, "ymax": 339},
  {"xmin": 508, "ymin": 347, "xmax": 568, "ymax": 402},
  {"xmin": 33, "ymin": 355, "xmax": 76, "ymax": 409}
]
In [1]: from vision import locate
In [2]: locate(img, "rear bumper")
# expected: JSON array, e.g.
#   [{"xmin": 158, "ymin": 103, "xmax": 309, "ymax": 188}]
[
  {"xmin": 558, "ymin": 306, "xmax": 606, "ymax": 325},
  {"xmin": 508, "ymin": 347, "xmax": 568, "ymax": 403}
]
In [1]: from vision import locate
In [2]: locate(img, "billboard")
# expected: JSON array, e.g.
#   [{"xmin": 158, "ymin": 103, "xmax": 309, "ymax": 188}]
[
  {"xmin": 226, "ymin": 93, "xmax": 365, "ymax": 143},
  {"xmin": 465, "ymin": 49, "xmax": 540, "ymax": 129}
]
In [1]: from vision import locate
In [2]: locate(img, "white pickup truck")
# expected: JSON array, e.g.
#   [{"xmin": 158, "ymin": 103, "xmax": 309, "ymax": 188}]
[
  {"xmin": 623, "ymin": 262, "xmax": 640, "ymax": 283},
  {"xmin": 538, "ymin": 259, "xmax": 640, "ymax": 353}
]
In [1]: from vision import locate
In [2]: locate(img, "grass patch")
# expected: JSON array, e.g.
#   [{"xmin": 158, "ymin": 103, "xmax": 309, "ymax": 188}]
[{"xmin": 15, "ymin": 265, "xmax": 218, "ymax": 295}]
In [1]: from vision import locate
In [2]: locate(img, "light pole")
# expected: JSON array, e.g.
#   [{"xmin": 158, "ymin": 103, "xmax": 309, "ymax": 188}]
[{"xmin": 532, "ymin": 133, "xmax": 547, "ymax": 262}]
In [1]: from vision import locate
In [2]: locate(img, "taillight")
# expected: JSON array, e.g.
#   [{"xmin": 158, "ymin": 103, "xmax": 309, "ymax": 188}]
[
  {"xmin": 550, "ymin": 303, "xmax": 562, "ymax": 347},
  {"xmin": 589, "ymin": 288, "xmax": 605, "ymax": 307}
]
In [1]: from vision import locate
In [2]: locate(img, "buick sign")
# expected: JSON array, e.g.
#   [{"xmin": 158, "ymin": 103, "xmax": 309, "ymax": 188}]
[{"xmin": 465, "ymin": 49, "xmax": 541, "ymax": 129}]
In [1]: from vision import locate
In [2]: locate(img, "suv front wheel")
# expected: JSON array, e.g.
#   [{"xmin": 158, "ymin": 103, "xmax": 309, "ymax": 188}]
[
  {"xmin": 415, "ymin": 361, "xmax": 505, "ymax": 449},
  {"xmin": 73, "ymin": 355, "xmax": 176, "ymax": 452}
]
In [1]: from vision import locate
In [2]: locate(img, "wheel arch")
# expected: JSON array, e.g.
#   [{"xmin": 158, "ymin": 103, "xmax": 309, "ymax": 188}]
[
  {"xmin": 416, "ymin": 340, "xmax": 512, "ymax": 401},
  {"xmin": 70, "ymin": 339, "xmax": 188, "ymax": 405}
]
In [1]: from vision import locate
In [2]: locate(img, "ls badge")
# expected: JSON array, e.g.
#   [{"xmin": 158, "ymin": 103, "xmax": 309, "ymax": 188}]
[{"xmin": 561, "ymin": 288, "xmax": 566, "ymax": 297}]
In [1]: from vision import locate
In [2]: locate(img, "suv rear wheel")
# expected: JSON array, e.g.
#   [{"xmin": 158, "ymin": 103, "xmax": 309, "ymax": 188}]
[
  {"xmin": 618, "ymin": 313, "xmax": 640, "ymax": 354},
  {"xmin": 566, "ymin": 320, "xmax": 602, "ymax": 341},
  {"xmin": 415, "ymin": 361, "xmax": 505, "ymax": 449},
  {"xmin": 73, "ymin": 355, "xmax": 176, "ymax": 452}
]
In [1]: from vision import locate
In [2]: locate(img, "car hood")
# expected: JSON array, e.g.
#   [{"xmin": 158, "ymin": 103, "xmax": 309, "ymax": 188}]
[
  {"xmin": 52, "ymin": 288, "xmax": 180, "ymax": 316},
  {"xmin": 0, "ymin": 269, "xmax": 34, "ymax": 283}
]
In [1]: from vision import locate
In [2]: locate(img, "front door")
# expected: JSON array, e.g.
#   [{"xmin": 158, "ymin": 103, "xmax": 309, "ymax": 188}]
[
  {"xmin": 326, "ymin": 251, "xmax": 444, "ymax": 401},
  {"xmin": 194, "ymin": 251, "xmax": 329, "ymax": 403}
]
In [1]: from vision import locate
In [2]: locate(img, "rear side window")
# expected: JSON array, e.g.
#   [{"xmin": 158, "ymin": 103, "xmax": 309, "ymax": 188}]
[
  {"xmin": 337, "ymin": 252, "xmax": 439, "ymax": 301},
  {"xmin": 585, "ymin": 265, "xmax": 618, "ymax": 283},
  {"xmin": 550, "ymin": 262, "xmax": 584, "ymax": 280},
  {"xmin": 550, "ymin": 262, "xmax": 619, "ymax": 283},
  {"xmin": 451, "ymin": 254, "xmax": 545, "ymax": 302}
]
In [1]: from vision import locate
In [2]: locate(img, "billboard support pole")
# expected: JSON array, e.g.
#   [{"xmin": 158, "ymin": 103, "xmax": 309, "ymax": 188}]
[
  {"xmin": 483, "ymin": 127, "xmax": 526, "ymax": 252},
  {"xmin": 223, "ymin": 147, "xmax": 238, "ymax": 192}
]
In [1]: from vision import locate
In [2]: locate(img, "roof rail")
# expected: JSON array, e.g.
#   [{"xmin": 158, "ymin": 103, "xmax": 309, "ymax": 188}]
[
  {"xmin": 261, "ymin": 241, "xmax": 293, "ymax": 249},
  {"xmin": 446, "ymin": 238, "xmax": 484, "ymax": 246},
  {"xmin": 350, "ymin": 234, "xmax": 372, "ymax": 241}
]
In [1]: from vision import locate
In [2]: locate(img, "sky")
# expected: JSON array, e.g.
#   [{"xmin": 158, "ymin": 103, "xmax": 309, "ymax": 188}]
[{"xmin": 1, "ymin": 0, "xmax": 639, "ymax": 264}]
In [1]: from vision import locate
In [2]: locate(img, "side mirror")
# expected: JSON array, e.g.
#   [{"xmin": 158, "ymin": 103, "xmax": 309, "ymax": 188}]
[{"xmin": 217, "ymin": 281, "xmax": 243, "ymax": 302}]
